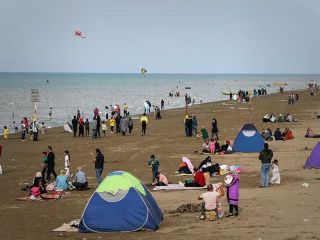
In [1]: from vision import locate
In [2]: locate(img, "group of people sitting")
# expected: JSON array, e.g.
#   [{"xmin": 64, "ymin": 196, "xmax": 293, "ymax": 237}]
[
  {"xmin": 262, "ymin": 113, "xmax": 296, "ymax": 123},
  {"xmin": 261, "ymin": 128, "xmax": 294, "ymax": 141},
  {"xmin": 176, "ymin": 156, "xmax": 221, "ymax": 187},
  {"xmin": 201, "ymin": 139, "xmax": 233, "ymax": 154},
  {"xmin": 26, "ymin": 166, "xmax": 89, "ymax": 200}
]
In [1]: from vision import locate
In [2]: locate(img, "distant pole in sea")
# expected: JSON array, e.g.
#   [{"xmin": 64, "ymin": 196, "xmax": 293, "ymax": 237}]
[{"xmin": 81, "ymin": 100, "xmax": 84, "ymax": 116}]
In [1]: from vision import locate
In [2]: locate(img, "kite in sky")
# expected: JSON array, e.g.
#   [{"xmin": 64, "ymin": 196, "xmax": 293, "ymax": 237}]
[
  {"xmin": 141, "ymin": 68, "xmax": 147, "ymax": 77},
  {"xmin": 74, "ymin": 30, "xmax": 86, "ymax": 38}
]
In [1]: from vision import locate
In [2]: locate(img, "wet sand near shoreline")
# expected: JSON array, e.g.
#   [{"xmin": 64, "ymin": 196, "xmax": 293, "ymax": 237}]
[{"xmin": 1, "ymin": 89, "xmax": 320, "ymax": 240}]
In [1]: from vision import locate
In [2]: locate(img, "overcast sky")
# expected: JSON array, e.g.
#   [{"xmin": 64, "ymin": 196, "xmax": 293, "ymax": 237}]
[{"xmin": 0, "ymin": 0, "xmax": 319, "ymax": 73}]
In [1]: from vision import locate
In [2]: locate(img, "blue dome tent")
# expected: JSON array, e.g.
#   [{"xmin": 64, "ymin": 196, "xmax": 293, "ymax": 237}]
[
  {"xmin": 232, "ymin": 123, "xmax": 265, "ymax": 153},
  {"xmin": 79, "ymin": 171, "xmax": 163, "ymax": 233}
]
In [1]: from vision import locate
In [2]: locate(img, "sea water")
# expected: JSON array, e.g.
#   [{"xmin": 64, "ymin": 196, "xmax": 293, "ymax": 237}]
[{"xmin": 0, "ymin": 73, "xmax": 318, "ymax": 131}]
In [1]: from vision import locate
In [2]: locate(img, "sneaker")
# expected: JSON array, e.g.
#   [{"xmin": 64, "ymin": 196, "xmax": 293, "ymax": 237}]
[
  {"xmin": 234, "ymin": 212, "xmax": 239, "ymax": 216},
  {"xmin": 200, "ymin": 215, "xmax": 205, "ymax": 220},
  {"xmin": 226, "ymin": 213, "xmax": 233, "ymax": 217}
]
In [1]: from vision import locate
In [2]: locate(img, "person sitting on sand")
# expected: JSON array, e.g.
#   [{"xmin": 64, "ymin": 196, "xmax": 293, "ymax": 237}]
[
  {"xmin": 285, "ymin": 113, "xmax": 294, "ymax": 122},
  {"xmin": 29, "ymin": 181, "xmax": 42, "ymax": 200},
  {"xmin": 198, "ymin": 184, "xmax": 220, "ymax": 220},
  {"xmin": 283, "ymin": 128, "xmax": 294, "ymax": 141},
  {"xmin": 184, "ymin": 167, "xmax": 205, "ymax": 187},
  {"xmin": 71, "ymin": 166, "xmax": 88, "ymax": 190},
  {"xmin": 305, "ymin": 127, "xmax": 320, "ymax": 138},
  {"xmin": 277, "ymin": 114, "xmax": 285, "ymax": 122},
  {"xmin": 202, "ymin": 139, "xmax": 211, "ymax": 153},
  {"xmin": 262, "ymin": 114, "xmax": 270, "ymax": 122},
  {"xmin": 270, "ymin": 159, "xmax": 281, "ymax": 184},
  {"xmin": 31, "ymin": 172, "xmax": 47, "ymax": 195},
  {"xmin": 55, "ymin": 169, "xmax": 69, "ymax": 191},
  {"xmin": 177, "ymin": 157, "xmax": 194, "ymax": 174},
  {"xmin": 261, "ymin": 129, "xmax": 273, "ymax": 141},
  {"xmin": 273, "ymin": 128, "xmax": 283, "ymax": 140},
  {"xmin": 220, "ymin": 140, "xmax": 232, "ymax": 153},
  {"xmin": 199, "ymin": 156, "xmax": 218, "ymax": 175},
  {"xmin": 269, "ymin": 114, "xmax": 276, "ymax": 123},
  {"xmin": 152, "ymin": 172, "xmax": 168, "ymax": 186}
]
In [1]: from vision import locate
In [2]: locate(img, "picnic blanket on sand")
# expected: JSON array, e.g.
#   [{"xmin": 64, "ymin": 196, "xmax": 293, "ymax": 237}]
[
  {"xmin": 52, "ymin": 220, "xmax": 80, "ymax": 232},
  {"xmin": 16, "ymin": 191, "xmax": 70, "ymax": 201},
  {"xmin": 153, "ymin": 183, "xmax": 222, "ymax": 191}
]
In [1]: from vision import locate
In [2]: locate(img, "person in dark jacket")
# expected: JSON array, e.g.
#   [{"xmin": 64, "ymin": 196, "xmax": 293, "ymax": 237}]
[
  {"xmin": 211, "ymin": 118, "xmax": 219, "ymax": 139},
  {"xmin": 91, "ymin": 148, "xmax": 104, "ymax": 184},
  {"xmin": 96, "ymin": 115, "xmax": 101, "ymax": 138},
  {"xmin": 274, "ymin": 128, "xmax": 283, "ymax": 140},
  {"xmin": 258, "ymin": 143, "xmax": 273, "ymax": 187},
  {"xmin": 71, "ymin": 116, "xmax": 78, "ymax": 137},
  {"xmin": 46, "ymin": 146, "xmax": 57, "ymax": 181}
]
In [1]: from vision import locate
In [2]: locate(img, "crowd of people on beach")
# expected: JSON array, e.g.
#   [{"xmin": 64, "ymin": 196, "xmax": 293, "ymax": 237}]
[
  {"xmin": 262, "ymin": 113, "xmax": 296, "ymax": 123},
  {"xmin": 1, "ymin": 84, "xmax": 315, "ymax": 224},
  {"xmin": 261, "ymin": 127, "xmax": 294, "ymax": 141}
]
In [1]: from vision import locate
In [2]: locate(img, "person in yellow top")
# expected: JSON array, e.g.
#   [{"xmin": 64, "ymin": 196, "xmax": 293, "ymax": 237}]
[
  {"xmin": 123, "ymin": 103, "xmax": 129, "ymax": 116},
  {"xmin": 109, "ymin": 117, "xmax": 116, "ymax": 134},
  {"xmin": 140, "ymin": 113, "xmax": 148, "ymax": 136},
  {"xmin": 3, "ymin": 126, "xmax": 9, "ymax": 140}
]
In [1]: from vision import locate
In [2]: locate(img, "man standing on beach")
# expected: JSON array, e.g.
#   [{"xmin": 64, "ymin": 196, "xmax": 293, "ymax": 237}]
[
  {"xmin": 91, "ymin": 149, "xmax": 104, "ymax": 184},
  {"xmin": 72, "ymin": 116, "xmax": 78, "ymax": 137},
  {"xmin": 258, "ymin": 143, "xmax": 273, "ymax": 187},
  {"xmin": 46, "ymin": 146, "xmax": 57, "ymax": 181}
]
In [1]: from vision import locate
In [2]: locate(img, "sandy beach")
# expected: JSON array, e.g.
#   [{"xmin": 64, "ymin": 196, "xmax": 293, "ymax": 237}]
[{"xmin": 1, "ymin": 89, "xmax": 320, "ymax": 240}]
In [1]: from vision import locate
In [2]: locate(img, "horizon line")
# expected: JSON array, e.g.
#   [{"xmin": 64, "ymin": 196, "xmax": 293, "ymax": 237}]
[{"xmin": 0, "ymin": 71, "xmax": 319, "ymax": 75}]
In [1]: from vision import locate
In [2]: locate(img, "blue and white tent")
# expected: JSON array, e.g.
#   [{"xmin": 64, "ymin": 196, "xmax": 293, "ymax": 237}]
[
  {"xmin": 79, "ymin": 171, "xmax": 163, "ymax": 233},
  {"xmin": 232, "ymin": 123, "xmax": 265, "ymax": 153}
]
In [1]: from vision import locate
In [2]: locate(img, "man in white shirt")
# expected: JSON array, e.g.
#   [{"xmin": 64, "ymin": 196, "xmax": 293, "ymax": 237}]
[{"xmin": 198, "ymin": 184, "xmax": 220, "ymax": 219}]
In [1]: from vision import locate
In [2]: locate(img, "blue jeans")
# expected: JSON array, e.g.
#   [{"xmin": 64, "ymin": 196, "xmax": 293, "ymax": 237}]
[
  {"xmin": 152, "ymin": 168, "xmax": 158, "ymax": 181},
  {"xmin": 261, "ymin": 163, "xmax": 271, "ymax": 187},
  {"xmin": 95, "ymin": 168, "xmax": 103, "ymax": 184},
  {"xmin": 92, "ymin": 129, "xmax": 97, "ymax": 139}
]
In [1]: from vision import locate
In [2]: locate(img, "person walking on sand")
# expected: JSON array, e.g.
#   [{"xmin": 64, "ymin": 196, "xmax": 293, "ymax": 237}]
[
  {"xmin": 46, "ymin": 146, "xmax": 57, "ymax": 181},
  {"xmin": 3, "ymin": 126, "xmax": 9, "ymax": 140},
  {"xmin": 91, "ymin": 148, "xmax": 104, "ymax": 184},
  {"xmin": 128, "ymin": 116, "xmax": 134, "ymax": 135},
  {"xmin": 109, "ymin": 116, "xmax": 115, "ymax": 134},
  {"xmin": 120, "ymin": 115, "xmax": 129, "ymax": 136},
  {"xmin": 141, "ymin": 113, "xmax": 148, "ymax": 136},
  {"xmin": 258, "ymin": 143, "xmax": 273, "ymax": 187}
]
